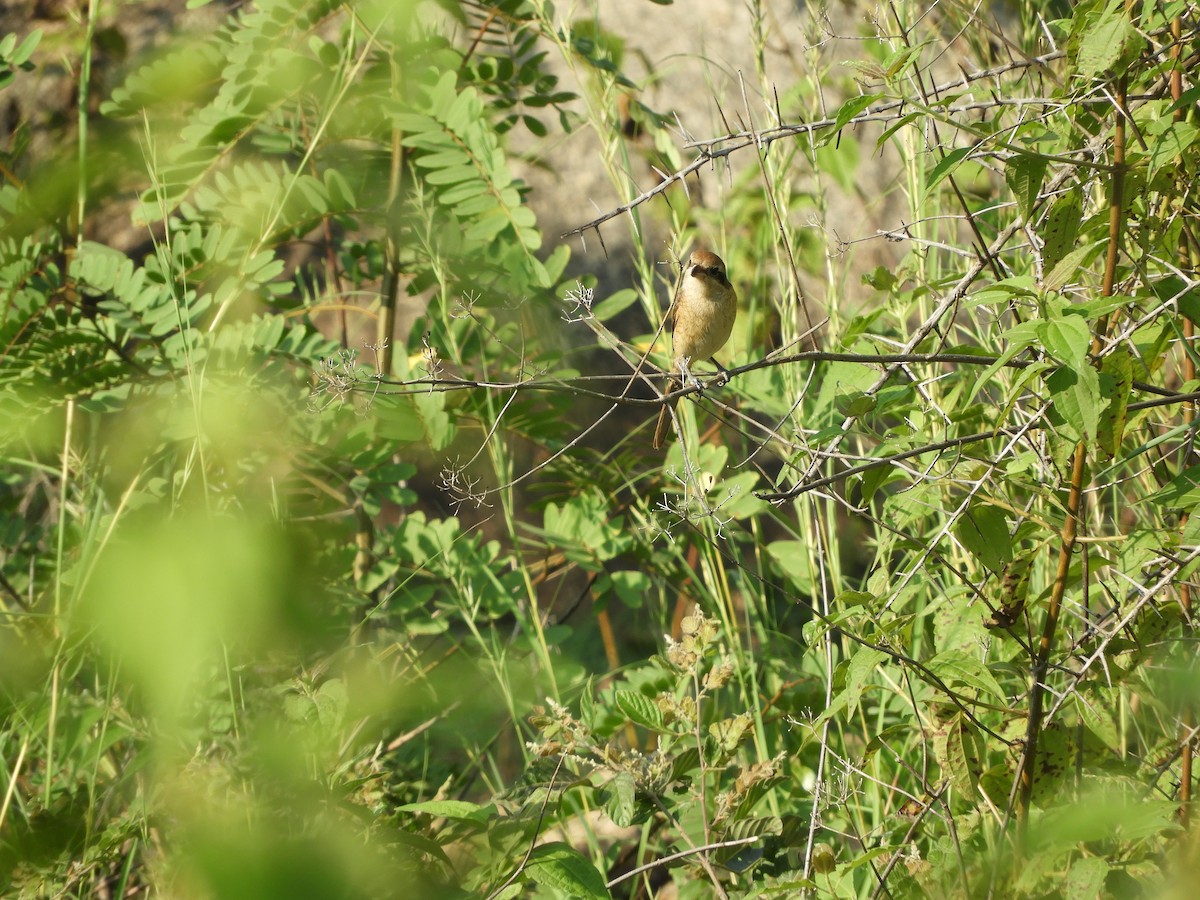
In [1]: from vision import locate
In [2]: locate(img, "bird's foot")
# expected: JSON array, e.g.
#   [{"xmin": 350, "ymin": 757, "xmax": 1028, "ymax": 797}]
[{"xmin": 677, "ymin": 357, "xmax": 703, "ymax": 392}]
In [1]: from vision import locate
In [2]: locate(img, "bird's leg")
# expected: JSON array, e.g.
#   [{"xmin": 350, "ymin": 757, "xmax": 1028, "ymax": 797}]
[
  {"xmin": 676, "ymin": 355, "xmax": 702, "ymax": 391},
  {"xmin": 708, "ymin": 357, "xmax": 730, "ymax": 388}
]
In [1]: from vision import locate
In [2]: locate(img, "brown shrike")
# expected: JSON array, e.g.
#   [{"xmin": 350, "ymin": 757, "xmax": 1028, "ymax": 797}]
[{"xmin": 652, "ymin": 250, "xmax": 737, "ymax": 450}]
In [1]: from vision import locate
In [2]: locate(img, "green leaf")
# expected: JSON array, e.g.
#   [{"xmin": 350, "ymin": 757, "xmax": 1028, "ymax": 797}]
[
  {"xmin": 444, "ymin": 87, "xmax": 479, "ymax": 133},
  {"xmin": 955, "ymin": 503, "xmax": 1013, "ymax": 573},
  {"xmin": 931, "ymin": 713, "xmax": 983, "ymax": 798},
  {"xmin": 926, "ymin": 649, "xmax": 1007, "ymax": 701},
  {"xmin": 452, "ymin": 193, "xmax": 499, "ymax": 218},
  {"xmin": 609, "ymin": 570, "xmax": 649, "ymax": 609},
  {"xmin": 670, "ymin": 746, "xmax": 702, "ymax": 781},
  {"xmin": 1146, "ymin": 465, "xmax": 1200, "ymax": 509},
  {"xmin": 986, "ymin": 555, "xmax": 1033, "ymax": 632},
  {"xmin": 708, "ymin": 713, "xmax": 752, "ymax": 756},
  {"xmin": 969, "ymin": 276, "xmax": 1039, "ymax": 309},
  {"xmin": 768, "ymin": 540, "xmax": 814, "ymax": 594},
  {"xmin": 593, "ymin": 288, "xmax": 638, "ymax": 321},
  {"xmin": 439, "ymin": 180, "xmax": 488, "ymax": 205},
  {"xmin": 967, "ymin": 319, "xmax": 1041, "ymax": 404},
  {"xmin": 413, "ymin": 149, "xmax": 470, "ymax": 169},
  {"xmin": 615, "ymin": 690, "xmax": 663, "ymax": 730},
  {"xmin": 1066, "ymin": 857, "xmax": 1109, "ymax": 900},
  {"xmin": 833, "ymin": 590, "xmax": 873, "ymax": 608},
  {"xmin": 11, "ymin": 29, "xmax": 42, "ymax": 66},
  {"xmin": 464, "ymin": 212, "xmax": 509, "ymax": 242},
  {"xmin": 524, "ymin": 843, "xmax": 611, "ymax": 898},
  {"xmin": 1005, "ymin": 154, "xmax": 1047, "ymax": 220},
  {"xmin": 1073, "ymin": 691, "xmax": 1120, "ymax": 751},
  {"xmin": 1035, "ymin": 790, "xmax": 1178, "ymax": 844},
  {"xmin": 1046, "ymin": 362, "xmax": 1101, "ymax": 443},
  {"xmin": 1146, "ymin": 122, "xmax": 1199, "ymax": 180},
  {"xmin": 413, "ymin": 390, "xmax": 452, "ymax": 451},
  {"xmin": 1046, "ymin": 360, "xmax": 1099, "ymax": 444},
  {"xmin": 426, "ymin": 164, "xmax": 478, "ymax": 186},
  {"xmin": 1037, "ymin": 315, "xmax": 1091, "ymax": 368},
  {"xmin": 393, "ymin": 112, "xmax": 439, "ymax": 134},
  {"xmin": 244, "ymin": 250, "xmax": 281, "ymax": 278},
  {"xmin": 373, "ymin": 395, "xmax": 424, "ymax": 443},
  {"xmin": 397, "ymin": 799, "xmax": 493, "ymax": 823},
  {"xmin": 835, "ymin": 389, "xmax": 876, "ymax": 418},
  {"xmin": 579, "ymin": 675, "xmax": 596, "ymax": 727},
  {"xmin": 843, "ymin": 647, "xmax": 887, "ymax": 718},
  {"xmin": 815, "ymin": 135, "xmax": 859, "ymax": 191},
  {"xmin": 831, "ymin": 93, "xmax": 881, "ymax": 134},
  {"xmin": 1043, "ymin": 241, "xmax": 1101, "ymax": 293},
  {"xmin": 427, "ymin": 69, "xmax": 458, "ymax": 118},
  {"xmin": 522, "ymin": 114, "xmax": 547, "ymax": 136},
  {"xmin": 926, "ymin": 146, "xmax": 973, "ymax": 195},
  {"xmin": 884, "ymin": 42, "xmax": 927, "ymax": 77},
  {"xmin": 1076, "ymin": 0, "xmax": 1137, "ymax": 78},
  {"xmin": 1097, "ymin": 348, "xmax": 1132, "ymax": 458},
  {"xmin": 600, "ymin": 771, "xmax": 636, "ymax": 827},
  {"xmin": 1168, "ymin": 85, "xmax": 1200, "ymax": 120},
  {"xmin": 1041, "ymin": 193, "xmax": 1082, "ymax": 274},
  {"xmin": 860, "ymin": 459, "xmax": 903, "ymax": 504},
  {"xmin": 542, "ymin": 491, "xmax": 626, "ymax": 560},
  {"xmin": 876, "ymin": 110, "xmax": 921, "ymax": 149}
]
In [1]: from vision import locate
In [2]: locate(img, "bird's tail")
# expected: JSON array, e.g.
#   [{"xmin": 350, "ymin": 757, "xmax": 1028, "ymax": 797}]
[{"xmin": 652, "ymin": 379, "xmax": 680, "ymax": 450}]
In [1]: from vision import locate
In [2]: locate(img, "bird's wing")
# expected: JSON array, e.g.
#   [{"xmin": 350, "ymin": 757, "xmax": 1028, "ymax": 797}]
[{"xmin": 663, "ymin": 260, "xmax": 686, "ymax": 333}]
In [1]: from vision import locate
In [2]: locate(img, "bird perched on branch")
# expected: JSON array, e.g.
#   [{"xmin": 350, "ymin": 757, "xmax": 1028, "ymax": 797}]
[{"xmin": 653, "ymin": 250, "xmax": 737, "ymax": 450}]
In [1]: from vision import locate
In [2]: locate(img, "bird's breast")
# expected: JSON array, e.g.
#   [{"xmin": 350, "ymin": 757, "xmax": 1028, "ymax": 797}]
[{"xmin": 672, "ymin": 289, "xmax": 736, "ymax": 362}]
